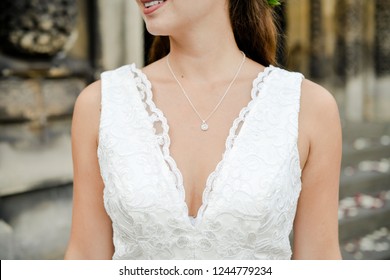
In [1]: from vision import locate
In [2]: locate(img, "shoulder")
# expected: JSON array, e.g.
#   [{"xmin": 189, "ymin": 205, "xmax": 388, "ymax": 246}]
[
  {"xmin": 300, "ymin": 79, "xmax": 340, "ymax": 124},
  {"xmin": 270, "ymin": 66, "xmax": 338, "ymax": 109},
  {"xmin": 72, "ymin": 80, "xmax": 102, "ymax": 142},
  {"xmin": 74, "ymin": 62, "xmax": 134, "ymax": 111},
  {"xmin": 267, "ymin": 65, "xmax": 304, "ymax": 84},
  {"xmin": 299, "ymin": 78, "xmax": 341, "ymax": 146},
  {"xmin": 270, "ymin": 66, "xmax": 339, "ymax": 120},
  {"xmin": 83, "ymin": 64, "xmax": 137, "ymax": 108},
  {"xmin": 74, "ymin": 80, "xmax": 102, "ymax": 115},
  {"xmin": 101, "ymin": 64, "xmax": 134, "ymax": 77}
]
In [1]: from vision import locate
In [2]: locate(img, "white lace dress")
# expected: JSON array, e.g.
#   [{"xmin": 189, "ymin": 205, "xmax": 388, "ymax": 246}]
[{"xmin": 97, "ymin": 64, "xmax": 304, "ymax": 260}]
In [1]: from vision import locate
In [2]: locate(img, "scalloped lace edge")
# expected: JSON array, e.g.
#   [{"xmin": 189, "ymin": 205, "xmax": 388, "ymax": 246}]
[{"xmin": 129, "ymin": 63, "xmax": 274, "ymax": 228}]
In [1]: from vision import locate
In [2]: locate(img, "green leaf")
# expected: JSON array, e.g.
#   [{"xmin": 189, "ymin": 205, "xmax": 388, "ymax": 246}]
[{"xmin": 268, "ymin": 0, "xmax": 281, "ymax": 7}]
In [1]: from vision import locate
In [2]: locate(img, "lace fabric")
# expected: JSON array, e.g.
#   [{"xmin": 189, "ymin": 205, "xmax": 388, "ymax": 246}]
[{"xmin": 98, "ymin": 64, "xmax": 304, "ymax": 259}]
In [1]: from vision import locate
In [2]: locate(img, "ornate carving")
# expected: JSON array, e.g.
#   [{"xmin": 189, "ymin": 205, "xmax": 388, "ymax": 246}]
[
  {"xmin": 0, "ymin": 0, "xmax": 77, "ymax": 57},
  {"xmin": 0, "ymin": 78, "xmax": 84, "ymax": 122}
]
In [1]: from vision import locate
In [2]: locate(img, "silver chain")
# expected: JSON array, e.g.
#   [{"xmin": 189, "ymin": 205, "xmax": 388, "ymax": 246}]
[{"xmin": 166, "ymin": 51, "xmax": 246, "ymax": 131}]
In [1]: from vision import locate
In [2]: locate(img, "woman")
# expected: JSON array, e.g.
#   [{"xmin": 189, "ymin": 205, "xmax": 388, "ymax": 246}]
[{"xmin": 65, "ymin": 0, "xmax": 342, "ymax": 259}]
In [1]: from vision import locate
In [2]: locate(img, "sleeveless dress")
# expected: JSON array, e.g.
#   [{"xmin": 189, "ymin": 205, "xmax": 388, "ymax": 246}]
[{"xmin": 97, "ymin": 64, "xmax": 304, "ymax": 260}]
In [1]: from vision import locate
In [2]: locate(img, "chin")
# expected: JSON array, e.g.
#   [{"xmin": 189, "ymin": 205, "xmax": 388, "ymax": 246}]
[
  {"xmin": 144, "ymin": 21, "xmax": 163, "ymax": 35},
  {"xmin": 144, "ymin": 18, "xmax": 175, "ymax": 36},
  {"xmin": 145, "ymin": 24, "xmax": 169, "ymax": 37}
]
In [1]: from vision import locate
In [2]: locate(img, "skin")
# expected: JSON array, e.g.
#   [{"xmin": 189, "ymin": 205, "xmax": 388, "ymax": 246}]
[{"xmin": 65, "ymin": 0, "xmax": 342, "ymax": 259}]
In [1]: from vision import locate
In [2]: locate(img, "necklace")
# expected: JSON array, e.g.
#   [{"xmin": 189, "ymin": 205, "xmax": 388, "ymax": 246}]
[{"xmin": 166, "ymin": 52, "xmax": 246, "ymax": 131}]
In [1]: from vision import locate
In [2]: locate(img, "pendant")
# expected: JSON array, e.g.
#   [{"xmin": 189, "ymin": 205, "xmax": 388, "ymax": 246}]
[{"xmin": 200, "ymin": 121, "xmax": 209, "ymax": 131}]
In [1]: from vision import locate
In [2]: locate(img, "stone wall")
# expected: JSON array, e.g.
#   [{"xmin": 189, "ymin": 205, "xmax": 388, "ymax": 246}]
[
  {"xmin": 0, "ymin": 0, "xmax": 89, "ymax": 259},
  {"xmin": 0, "ymin": 0, "xmax": 145, "ymax": 260}
]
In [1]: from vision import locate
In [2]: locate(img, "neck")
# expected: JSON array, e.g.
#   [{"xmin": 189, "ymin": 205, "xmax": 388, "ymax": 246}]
[{"xmin": 166, "ymin": 9, "xmax": 243, "ymax": 83}]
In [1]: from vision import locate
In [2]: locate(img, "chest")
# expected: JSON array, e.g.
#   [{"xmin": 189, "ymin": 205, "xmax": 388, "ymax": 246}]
[{"xmin": 152, "ymin": 80, "xmax": 255, "ymax": 216}]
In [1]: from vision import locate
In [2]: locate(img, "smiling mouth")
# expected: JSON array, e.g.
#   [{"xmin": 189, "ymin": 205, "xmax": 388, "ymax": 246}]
[{"xmin": 144, "ymin": 0, "xmax": 166, "ymax": 8}]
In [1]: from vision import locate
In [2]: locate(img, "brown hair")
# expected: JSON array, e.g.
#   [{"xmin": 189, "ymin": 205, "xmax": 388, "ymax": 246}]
[{"xmin": 148, "ymin": 0, "xmax": 279, "ymax": 66}]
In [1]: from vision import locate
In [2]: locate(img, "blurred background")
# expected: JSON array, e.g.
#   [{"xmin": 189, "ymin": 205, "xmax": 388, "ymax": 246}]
[{"xmin": 0, "ymin": 0, "xmax": 389, "ymax": 260}]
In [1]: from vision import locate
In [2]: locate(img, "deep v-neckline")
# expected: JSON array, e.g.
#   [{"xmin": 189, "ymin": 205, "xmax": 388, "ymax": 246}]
[{"xmin": 129, "ymin": 63, "xmax": 273, "ymax": 228}]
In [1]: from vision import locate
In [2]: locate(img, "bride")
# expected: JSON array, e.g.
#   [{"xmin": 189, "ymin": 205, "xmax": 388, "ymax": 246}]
[{"xmin": 65, "ymin": 0, "xmax": 342, "ymax": 259}]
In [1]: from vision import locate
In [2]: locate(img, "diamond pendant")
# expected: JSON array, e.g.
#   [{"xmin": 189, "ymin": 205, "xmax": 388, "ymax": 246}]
[{"xmin": 200, "ymin": 121, "xmax": 209, "ymax": 131}]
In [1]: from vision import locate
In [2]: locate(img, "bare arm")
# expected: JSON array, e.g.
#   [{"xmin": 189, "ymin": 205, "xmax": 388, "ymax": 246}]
[
  {"xmin": 64, "ymin": 81, "xmax": 114, "ymax": 259},
  {"xmin": 292, "ymin": 80, "xmax": 342, "ymax": 259}
]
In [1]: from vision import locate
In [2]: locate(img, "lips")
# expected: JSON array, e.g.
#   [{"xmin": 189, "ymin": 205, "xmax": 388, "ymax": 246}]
[
  {"xmin": 144, "ymin": 1, "xmax": 165, "ymax": 8},
  {"xmin": 141, "ymin": 0, "xmax": 167, "ymax": 15}
]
